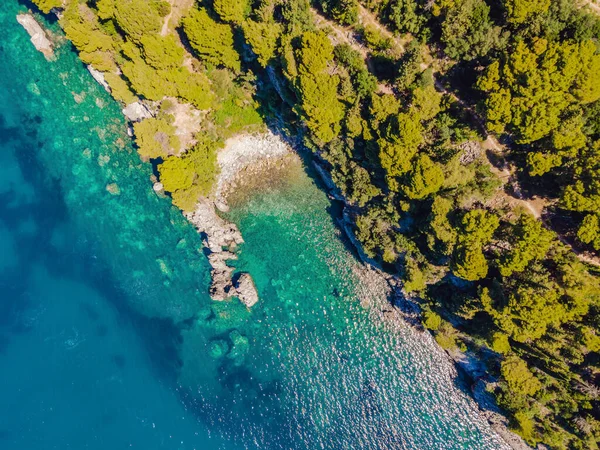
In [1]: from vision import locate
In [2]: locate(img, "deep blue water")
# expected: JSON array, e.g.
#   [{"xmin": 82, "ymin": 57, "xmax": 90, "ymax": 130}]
[{"xmin": 0, "ymin": 3, "xmax": 511, "ymax": 449}]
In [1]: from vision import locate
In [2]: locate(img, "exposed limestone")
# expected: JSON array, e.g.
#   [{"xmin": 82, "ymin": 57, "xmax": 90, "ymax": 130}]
[
  {"xmin": 233, "ymin": 273, "xmax": 259, "ymax": 308},
  {"xmin": 186, "ymin": 199, "xmax": 258, "ymax": 307},
  {"xmin": 16, "ymin": 13, "xmax": 54, "ymax": 60},
  {"xmin": 122, "ymin": 101, "xmax": 153, "ymax": 122},
  {"xmin": 87, "ymin": 66, "xmax": 111, "ymax": 93},
  {"xmin": 459, "ymin": 140, "xmax": 482, "ymax": 165},
  {"xmin": 164, "ymin": 98, "xmax": 203, "ymax": 153}
]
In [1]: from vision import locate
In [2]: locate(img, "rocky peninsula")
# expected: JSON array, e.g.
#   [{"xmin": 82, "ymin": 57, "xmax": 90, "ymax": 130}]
[{"xmin": 189, "ymin": 132, "xmax": 295, "ymax": 307}]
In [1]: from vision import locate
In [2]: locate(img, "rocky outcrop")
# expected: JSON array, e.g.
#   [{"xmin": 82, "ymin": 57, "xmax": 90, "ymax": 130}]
[
  {"xmin": 16, "ymin": 13, "xmax": 54, "ymax": 60},
  {"xmin": 233, "ymin": 273, "xmax": 259, "ymax": 307},
  {"xmin": 186, "ymin": 199, "xmax": 259, "ymax": 307},
  {"xmin": 122, "ymin": 101, "xmax": 153, "ymax": 122},
  {"xmin": 87, "ymin": 66, "xmax": 111, "ymax": 93}
]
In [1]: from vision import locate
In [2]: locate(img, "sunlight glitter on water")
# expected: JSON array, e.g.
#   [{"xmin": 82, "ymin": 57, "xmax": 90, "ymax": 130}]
[{"xmin": 0, "ymin": 4, "xmax": 510, "ymax": 449}]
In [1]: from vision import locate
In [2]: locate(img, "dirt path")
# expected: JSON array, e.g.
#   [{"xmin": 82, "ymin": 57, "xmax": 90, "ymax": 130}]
[
  {"xmin": 312, "ymin": 7, "xmax": 600, "ymax": 267},
  {"xmin": 581, "ymin": 0, "xmax": 600, "ymax": 15},
  {"xmin": 357, "ymin": 4, "xmax": 407, "ymax": 54},
  {"xmin": 161, "ymin": 0, "xmax": 195, "ymax": 36}
]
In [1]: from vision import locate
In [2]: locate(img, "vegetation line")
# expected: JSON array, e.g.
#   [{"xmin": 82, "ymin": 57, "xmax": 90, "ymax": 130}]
[{"xmin": 26, "ymin": 0, "xmax": 600, "ymax": 448}]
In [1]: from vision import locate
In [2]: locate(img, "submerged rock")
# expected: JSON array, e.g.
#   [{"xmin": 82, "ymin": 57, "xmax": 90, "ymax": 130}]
[
  {"xmin": 105, "ymin": 183, "xmax": 120, "ymax": 195},
  {"xmin": 227, "ymin": 330, "xmax": 249, "ymax": 365},
  {"xmin": 16, "ymin": 14, "xmax": 54, "ymax": 60},
  {"xmin": 209, "ymin": 339, "xmax": 229, "ymax": 359}
]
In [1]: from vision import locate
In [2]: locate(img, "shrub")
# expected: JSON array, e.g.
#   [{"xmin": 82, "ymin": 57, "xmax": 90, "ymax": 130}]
[{"xmin": 134, "ymin": 117, "xmax": 180, "ymax": 160}]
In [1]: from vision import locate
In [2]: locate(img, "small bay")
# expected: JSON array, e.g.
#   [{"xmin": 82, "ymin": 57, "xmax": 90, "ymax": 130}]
[{"xmin": 0, "ymin": 3, "xmax": 509, "ymax": 449}]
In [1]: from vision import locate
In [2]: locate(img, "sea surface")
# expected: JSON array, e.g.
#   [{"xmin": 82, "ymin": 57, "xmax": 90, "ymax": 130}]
[{"xmin": 0, "ymin": 3, "xmax": 509, "ymax": 449}]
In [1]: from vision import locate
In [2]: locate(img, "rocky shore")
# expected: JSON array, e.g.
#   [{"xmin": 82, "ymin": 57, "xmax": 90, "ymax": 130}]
[
  {"xmin": 16, "ymin": 13, "xmax": 54, "ymax": 60},
  {"xmin": 215, "ymin": 131, "xmax": 291, "ymax": 211},
  {"xmin": 182, "ymin": 133, "xmax": 295, "ymax": 308},
  {"xmin": 185, "ymin": 199, "xmax": 258, "ymax": 308},
  {"xmin": 21, "ymin": 10, "xmax": 530, "ymax": 445}
]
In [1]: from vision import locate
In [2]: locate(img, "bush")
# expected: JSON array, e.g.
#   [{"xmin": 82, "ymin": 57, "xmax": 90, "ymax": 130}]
[
  {"xmin": 182, "ymin": 8, "xmax": 241, "ymax": 73},
  {"xmin": 423, "ymin": 310, "xmax": 442, "ymax": 331},
  {"xmin": 158, "ymin": 138, "xmax": 220, "ymax": 211},
  {"xmin": 134, "ymin": 117, "xmax": 180, "ymax": 160},
  {"xmin": 490, "ymin": 332, "xmax": 511, "ymax": 354}
]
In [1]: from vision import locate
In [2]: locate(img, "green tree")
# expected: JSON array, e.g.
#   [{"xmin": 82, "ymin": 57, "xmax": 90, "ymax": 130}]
[
  {"xmin": 282, "ymin": 0, "xmax": 313, "ymax": 36},
  {"xmin": 498, "ymin": 215, "xmax": 554, "ymax": 277},
  {"xmin": 294, "ymin": 32, "xmax": 345, "ymax": 143},
  {"xmin": 182, "ymin": 8, "xmax": 241, "ymax": 73},
  {"xmin": 114, "ymin": 0, "xmax": 163, "ymax": 41},
  {"xmin": 213, "ymin": 0, "xmax": 250, "ymax": 24},
  {"xmin": 134, "ymin": 117, "xmax": 180, "ymax": 160},
  {"xmin": 242, "ymin": 20, "xmax": 281, "ymax": 67},
  {"xmin": 404, "ymin": 258, "xmax": 427, "ymax": 293},
  {"xmin": 440, "ymin": 0, "xmax": 506, "ymax": 61},
  {"xmin": 423, "ymin": 310, "xmax": 442, "ymax": 331},
  {"xmin": 334, "ymin": 44, "xmax": 377, "ymax": 98},
  {"xmin": 460, "ymin": 209, "xmax": 499, "ymax": 245},
  {"xmin": 428, "ymin": 196, "xmax": 457, "ymax": 255},
  {"xmin": 504, "ymin": 0, "xmax": 550, "ymax": 25},
  {"xmin": 32, "ymin": 0, "xmax": 62, "ymax": 14},
  {"xmin": 452, "ymin": 244, "xmax": 489, "ymax": 281},
  {"xmin": 526, "ymin": 152, "xmax": 562, "ymax": 176},
  {"xmin": 402, "ymin": 154, "xmax": 444, "ymax": 199},
  {"xmin": 500, "ymin": 356, "xmax": 542, "ymax": 397},
  {"xmin": 411, "ymin": 85, "xmax": 441, "ymax": 121},
  {"xmin": 451, "ymin": 209, "xmax": 499, "ymax": 281},
  {"xmin": 389, "ymin": 0, "xmax": 427, "ymax": 36},
  {"xmin": 478, "ymin": 40, "xmax": 600, "ymax": 143},
  {"xmin": 159, "ymin": 138, "xmax": 219, "ymax": 211},
  {"xmin": 379, "ymin": 112, "xmax": 424, "ymax": 180},
  {"xmin": 331, "ymin": 0, "xmax": 359, "ymax": 25},
  {"xmin": 140, "ymin": 35, "xmax": 184, "ymax": 70},
  {"xmin": 491, "ymin": 332, "xmax": 511, "ymax": 354},
  {"xmin": 577, "ymin": 214, "xmax": 600, "ymax": 250}
]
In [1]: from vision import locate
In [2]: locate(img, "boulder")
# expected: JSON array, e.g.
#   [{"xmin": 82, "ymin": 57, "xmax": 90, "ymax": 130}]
[
  {"xmin": 234, "ymin": 273, "xmax": 259, "ymax": 308},
  {"xmin": 187, "ymin": 199, "xmax": 259, "ymax": 306},
  {"xmin": 16, "ymin": 14, "xmax": 54, "ymax": 60},
  {"xmin": 209, "ymin": 268, "xmax": 234, "ymax": 301},
  {"xmin": 122, "ymin": 102, "xmax": 152, "ymax": 122}
]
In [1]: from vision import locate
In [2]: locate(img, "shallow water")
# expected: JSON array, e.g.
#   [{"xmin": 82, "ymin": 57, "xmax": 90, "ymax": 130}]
[{"xmin": 0, "ymin": 4, "xmax": 509, "ymax": 449}]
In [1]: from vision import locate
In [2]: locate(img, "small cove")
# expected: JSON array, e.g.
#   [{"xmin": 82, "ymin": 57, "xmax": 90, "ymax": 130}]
[{"xmin": 0, "ymin": 3, "xmax": 511, "ymax": 449}]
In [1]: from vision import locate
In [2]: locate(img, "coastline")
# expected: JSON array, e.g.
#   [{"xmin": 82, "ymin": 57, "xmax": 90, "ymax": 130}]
[
  {"xmin": 16, "ymin": 10, "xmax": 531, "ymax": 450},
  {"xmin": 206, "ymin": 123, "xmax": 530, "ymax": 450}
]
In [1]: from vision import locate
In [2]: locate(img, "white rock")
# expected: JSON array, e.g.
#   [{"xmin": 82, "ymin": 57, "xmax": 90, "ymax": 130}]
[
  {"xmin": 16, "ymin": 14, "xmax": 54, "ymax": 60},
  {"xmin": 87, "ymin": 66, "xmax": 111, "ymax": 93},
  {"xmin": 122, "ymin": 102, "xmax": 152, "ymax": 122},
  {"xmin": 234, "ymin": 273, "xmax": 259, "ymax": 308}
]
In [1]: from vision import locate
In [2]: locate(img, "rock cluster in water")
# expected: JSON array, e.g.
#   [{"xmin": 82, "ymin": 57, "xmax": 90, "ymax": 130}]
[
  {"xmin": 186, "ymin": 199, "xmax": 258, "ymax": 307},
  {"xmin": 16, "ymin": 13, "xmax": 54, "ymax": 60}
]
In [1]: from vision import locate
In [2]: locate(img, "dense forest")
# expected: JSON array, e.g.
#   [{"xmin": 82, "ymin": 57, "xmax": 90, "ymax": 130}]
[{"xmin": 29, "ymin": 0, "xmax": 600, "ymax": 448}]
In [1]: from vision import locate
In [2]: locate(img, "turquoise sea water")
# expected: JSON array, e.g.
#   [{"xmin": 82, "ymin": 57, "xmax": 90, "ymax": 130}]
[{"xmin": 0, "ymin": 3, "xmax": 509, "ymax": 449}]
